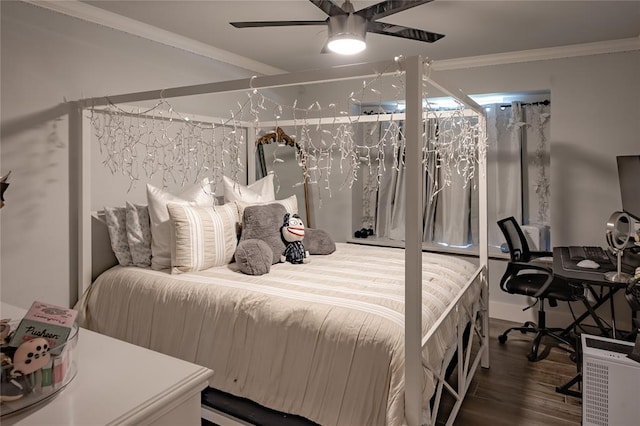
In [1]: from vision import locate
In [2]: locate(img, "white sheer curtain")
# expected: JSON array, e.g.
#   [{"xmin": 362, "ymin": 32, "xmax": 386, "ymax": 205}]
[
  {"xmin": 486, "ymin": 101, "xmax": 551, "ymax": 250},
  {"xmin": 486, "ymin": 103, "xmax": 523, "ymax": 250}
]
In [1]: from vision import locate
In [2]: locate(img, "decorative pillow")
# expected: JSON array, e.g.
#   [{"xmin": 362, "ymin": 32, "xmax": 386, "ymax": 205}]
[
  {"xmin": 167, "ymin": 203, "xmax": 239, "ymax": 273},
  {"xmin": 239, "ymin": 203, "xmax": 287, "ymax": 265},
  {"xmin": 235, "ymin": 194, "xmax": 298, "ymax": 224},
  {"xmin": 235, "ymin": 239, "xmax": 273, "ymax": 276},
  {"xmin": 223, "ymin": 174, "xmax": 275, "ymax": 204},
  {"xmin": 104, "ymin": 206, "xmax": 132, "ymax": 266},
  {"xmin": 125, "ymin": 202, "xmax": 152, "ymax": 267},
  {"xmin": 303, "ymin": 228, "xmax": 336, "ymax": 255},
  {"xmin": 147, "ymin": 179, "xmax": 214, "ymax": 270}
]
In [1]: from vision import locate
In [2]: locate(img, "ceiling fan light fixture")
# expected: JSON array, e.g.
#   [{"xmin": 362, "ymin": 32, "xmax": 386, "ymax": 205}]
[
  {"xmin": 327, "ymin": 35, "xmax": 366, "ymax": 55},
  {"xmin": 327, "ymin": 13, "xmax": 367, "ymax": 55}
]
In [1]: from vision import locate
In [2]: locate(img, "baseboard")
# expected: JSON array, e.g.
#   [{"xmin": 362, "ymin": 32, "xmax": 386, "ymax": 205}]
[{"xmin": 489, "ymin": 300, "xmax": 576, "ymax": 328}]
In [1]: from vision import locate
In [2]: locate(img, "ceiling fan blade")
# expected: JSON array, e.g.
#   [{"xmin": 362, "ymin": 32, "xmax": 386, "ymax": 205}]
[
  {"xmin": 231, "ymin": 20, "xmax": 327, "ymax": 28},
  {"xmin": 357, "ymin": 0, "xmax": 434, "ymax": 21},
  {"xmin": 308, "ymin": 0, "xmax": 346, "ymax": 16},
  {"xmin": 367, "ymin": 21, "xmax": 444, "ymax": 43}
]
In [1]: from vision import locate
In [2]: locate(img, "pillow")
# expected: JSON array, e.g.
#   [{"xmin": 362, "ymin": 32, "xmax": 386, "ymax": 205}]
[
  {"xmin": 240, "ymin": 203, "xmax": 287, "ymax": 265},
  {"xmin": 147, "ymin": 179, "xmax": 214, "ymax": 270},
  {"xmin": 104, "ymin": 206, "xmax": 132, "ymax": 266},
  {"xmin": 303, "ymin": 228, "xmax": 336, "ymax": 255},
  {"xmin": 235, "ymin": 194, "xmax": 298, "ymax": 224},
  {"xmin": 125, "ymin": 202, "xmax": 152, "ymax": 267},
  {"xmin": 223, "ymin": 174, "xmax": 275, "ymax": 204},
  {"xmin": 235, "ymin": 239, "xmax": 272, "ymax": 275},
  {"xmin": 167, "ymin": 203, "xmax": 239, "ymax": 273}
]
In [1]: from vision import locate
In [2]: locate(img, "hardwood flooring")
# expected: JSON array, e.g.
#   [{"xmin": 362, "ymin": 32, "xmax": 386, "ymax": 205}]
[
  {"xmin": 436, "ymin": 318, "xmax": 582, "ymax": 426},
  {"xmin": 203, "ymin": 318, "xmax": 583, "ymax": 426}
]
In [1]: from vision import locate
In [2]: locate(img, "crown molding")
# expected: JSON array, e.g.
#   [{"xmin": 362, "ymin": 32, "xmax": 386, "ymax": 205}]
[
  {"xmin": 22, "ymin": 0, "xmax": 286, "ymax": 76},
  {"xmin": 21, "ymin": 1, "xmax": 640, "ymax": 75},
  {"xmin": 432, "ymin": 36, "xmax": 640, "ymax": 71}
]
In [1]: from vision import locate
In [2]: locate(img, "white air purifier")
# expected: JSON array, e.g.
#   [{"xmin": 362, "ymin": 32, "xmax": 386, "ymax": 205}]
[{"xmin": 581, "ymin": 334, "xmax": 640, "ymax": 426}]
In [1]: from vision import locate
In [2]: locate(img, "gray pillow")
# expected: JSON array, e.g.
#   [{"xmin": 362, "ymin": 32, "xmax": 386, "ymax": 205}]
[
  {"xmin": 125, "ymin": 202, "xmax": 152, "ymax": 267},
  {"xmin": 303, "ymin": 228, "xmax": 336, "ymax": 255},
  {"xmin": 235, "ymin": 239, "xmax": 272, "ymax": 275},
  {"xmin": 240, "ymin": 203, "xmax": 287, "ymax": 265},
  {"xmin": 104, "ymin": 206, "xmax": 132, "ymax": 266}
]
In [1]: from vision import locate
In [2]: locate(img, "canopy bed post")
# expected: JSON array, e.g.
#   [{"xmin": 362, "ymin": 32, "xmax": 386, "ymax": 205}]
[
  {"xmin": 404, "ymin": 55, "xmax": 424, "ymax": 426},
  {"xmin": 478, "ymin": 115, "xmax": 490, "ymax": 368},
  {"xmin": 69, "ymin": 101, "xmax": 92, "ymax": 306}
]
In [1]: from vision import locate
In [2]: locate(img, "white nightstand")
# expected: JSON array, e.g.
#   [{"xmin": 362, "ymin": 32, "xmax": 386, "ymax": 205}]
[{"xmin": 1, "ymin": 303, "xmax": 213, "ymax": 425}]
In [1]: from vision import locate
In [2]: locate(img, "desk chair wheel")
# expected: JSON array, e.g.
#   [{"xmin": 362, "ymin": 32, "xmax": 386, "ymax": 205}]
[{"xmin": 498, "ymin": 334, "xmax": 508, "ymax": 344}]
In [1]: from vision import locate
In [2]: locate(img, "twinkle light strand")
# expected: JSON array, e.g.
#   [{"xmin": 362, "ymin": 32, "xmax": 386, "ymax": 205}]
[{"xmin": 89, "ymin": 59, "xmax": 486, "ymax": 203}]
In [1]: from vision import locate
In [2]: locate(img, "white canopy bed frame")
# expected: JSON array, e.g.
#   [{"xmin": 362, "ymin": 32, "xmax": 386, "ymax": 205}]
[{"xmin": 68, "ymin": 56, "xmax": 490, "ymax": 425}]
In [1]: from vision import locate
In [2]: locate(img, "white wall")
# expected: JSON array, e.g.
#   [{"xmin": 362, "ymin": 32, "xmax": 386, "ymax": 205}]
[{"xmin": 0, "ymin": 2, "xmax": 297, "ymax": 308}]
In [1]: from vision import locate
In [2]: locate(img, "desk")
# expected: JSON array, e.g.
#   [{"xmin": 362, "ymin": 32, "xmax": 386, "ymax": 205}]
[
  {"xmin": 553, "ymin": 248, "xmax": 638, "ymax": 398},
  {"xmin": 1, "ymin": 303, "xmax": 213, "ymax": 425},
  {"xmin": 553, "ymin": 247, "xmax": 630, "ymax": 339}
]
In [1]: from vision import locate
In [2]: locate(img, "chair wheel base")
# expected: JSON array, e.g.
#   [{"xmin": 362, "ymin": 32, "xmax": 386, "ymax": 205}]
[
  {"xmin": 527, "ymin": 351, "xmax": 538, "ymax": 362},
  {"xmin": 498, "ymin": 334, "xmax": 508, "ymax": 344}
]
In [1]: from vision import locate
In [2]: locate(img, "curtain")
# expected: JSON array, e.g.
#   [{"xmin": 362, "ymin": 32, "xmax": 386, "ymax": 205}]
[
  {"xmin": 373, "ymin": 118, "xmax": 477, "ymax": 246},
  {"xmin": 367, "ymin": 101, "xmax": 550, "ymax": 250},
  {"xmin": 486, "ymin": 103, "xmax": 523, "ymax": 250}
]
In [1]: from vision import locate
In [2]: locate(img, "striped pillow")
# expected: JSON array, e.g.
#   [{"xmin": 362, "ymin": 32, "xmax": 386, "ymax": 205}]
[{"xmin": 167, "ymin": 203, "xmax": 239, "ymax": 273}]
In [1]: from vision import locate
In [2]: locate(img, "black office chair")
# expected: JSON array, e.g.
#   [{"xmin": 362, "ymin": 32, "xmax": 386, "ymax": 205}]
[{"xmin": 497, "ymin": 217, "xmax": 580, "ymax": 361}]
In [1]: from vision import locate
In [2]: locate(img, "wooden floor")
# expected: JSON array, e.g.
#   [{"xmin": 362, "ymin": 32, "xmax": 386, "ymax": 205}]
[
  {"xmin": 203, "ymin": 318, "xmax": 583, "ymax": 426},
  {"xmin": 436, "ymin": 318, "xmax": 582, "ymax": 426}
]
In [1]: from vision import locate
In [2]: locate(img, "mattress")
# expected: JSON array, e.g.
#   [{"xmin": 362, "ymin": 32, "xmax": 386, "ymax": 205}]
[{"xmin": 77, "ymin": 243, "xmax": 479, "ymax": 426}]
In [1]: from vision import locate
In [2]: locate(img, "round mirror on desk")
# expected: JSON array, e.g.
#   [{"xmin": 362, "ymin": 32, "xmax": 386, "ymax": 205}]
[{"xmin": 605, "ymin": 211, "xmax": 634, "ymax": 283}]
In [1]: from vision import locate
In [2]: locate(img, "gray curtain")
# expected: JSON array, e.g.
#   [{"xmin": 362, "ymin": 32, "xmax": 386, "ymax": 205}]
[{"xmin": 373, "ymin": 118, "xmax": 477, "ymax": 247}]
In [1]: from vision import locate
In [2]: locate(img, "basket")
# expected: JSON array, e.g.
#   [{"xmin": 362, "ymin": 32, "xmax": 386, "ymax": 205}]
[{"xmin": 0, "ymin": 321, "xmax": 78, "ymax": 417}]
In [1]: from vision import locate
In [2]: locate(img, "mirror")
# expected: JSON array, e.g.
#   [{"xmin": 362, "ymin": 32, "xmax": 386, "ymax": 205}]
[{"xmin": 256, "ymin": 127, "xmax": 310, "ymax": 227}]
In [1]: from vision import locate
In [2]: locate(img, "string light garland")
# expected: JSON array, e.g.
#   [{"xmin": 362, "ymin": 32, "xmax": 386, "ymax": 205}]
[{"xmin": 89, "ymin": 59, "xmax": 487, "ymax": 204}]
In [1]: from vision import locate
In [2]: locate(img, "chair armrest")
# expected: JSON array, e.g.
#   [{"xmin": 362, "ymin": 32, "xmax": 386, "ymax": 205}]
[
  {"xmin": 509, "ymin": 261, "xmax": 553, "ymax": 274},
  {"xmin": 531, "ymin": 250, "xmax": 553, "ymax": 258},
  {"xmin": 507, "ymin": 261, "xmax": 555, "ymax": 298}
]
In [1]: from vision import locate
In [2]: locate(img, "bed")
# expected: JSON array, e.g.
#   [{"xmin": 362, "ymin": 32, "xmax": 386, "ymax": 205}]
[
  {"xmin": 70, "ymin": 56, "xmax": 489, "ymax": 426},
  {"xmin": 78, "ymin": 243, "xmax": 480, "ymax": 426}
]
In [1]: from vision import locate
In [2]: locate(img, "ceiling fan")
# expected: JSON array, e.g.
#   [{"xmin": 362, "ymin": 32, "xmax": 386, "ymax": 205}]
[{"xmin": 230, "ymin": 0, "xmax": 445, "ymax": 55}]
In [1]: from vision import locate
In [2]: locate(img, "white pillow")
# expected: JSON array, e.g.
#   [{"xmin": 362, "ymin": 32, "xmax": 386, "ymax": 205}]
[
  {"xmin": 147, "ymin": 179, "xmax": 214, "ymax": 270},
  {"xmin": 235, "ymin": 195, "xmax": 298, "ymax": 222},
  {"xmin": 168, "ymin": 203, "xmax": 239, "ymax": 273},
  {"xmin": 223, "ymin": 174, "xmax": 275, "ymax": 204}
]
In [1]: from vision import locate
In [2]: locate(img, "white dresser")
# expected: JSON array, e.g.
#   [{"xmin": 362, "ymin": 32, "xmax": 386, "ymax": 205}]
[{"xmin": 1, "ymin": 303, "xmax": 213, "ymax": 425}]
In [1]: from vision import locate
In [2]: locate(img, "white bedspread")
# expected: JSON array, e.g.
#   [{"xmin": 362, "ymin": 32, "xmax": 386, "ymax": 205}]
[{"xmin": 77, "ymin": 243, "xmax": 478, "ymax": 426}]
